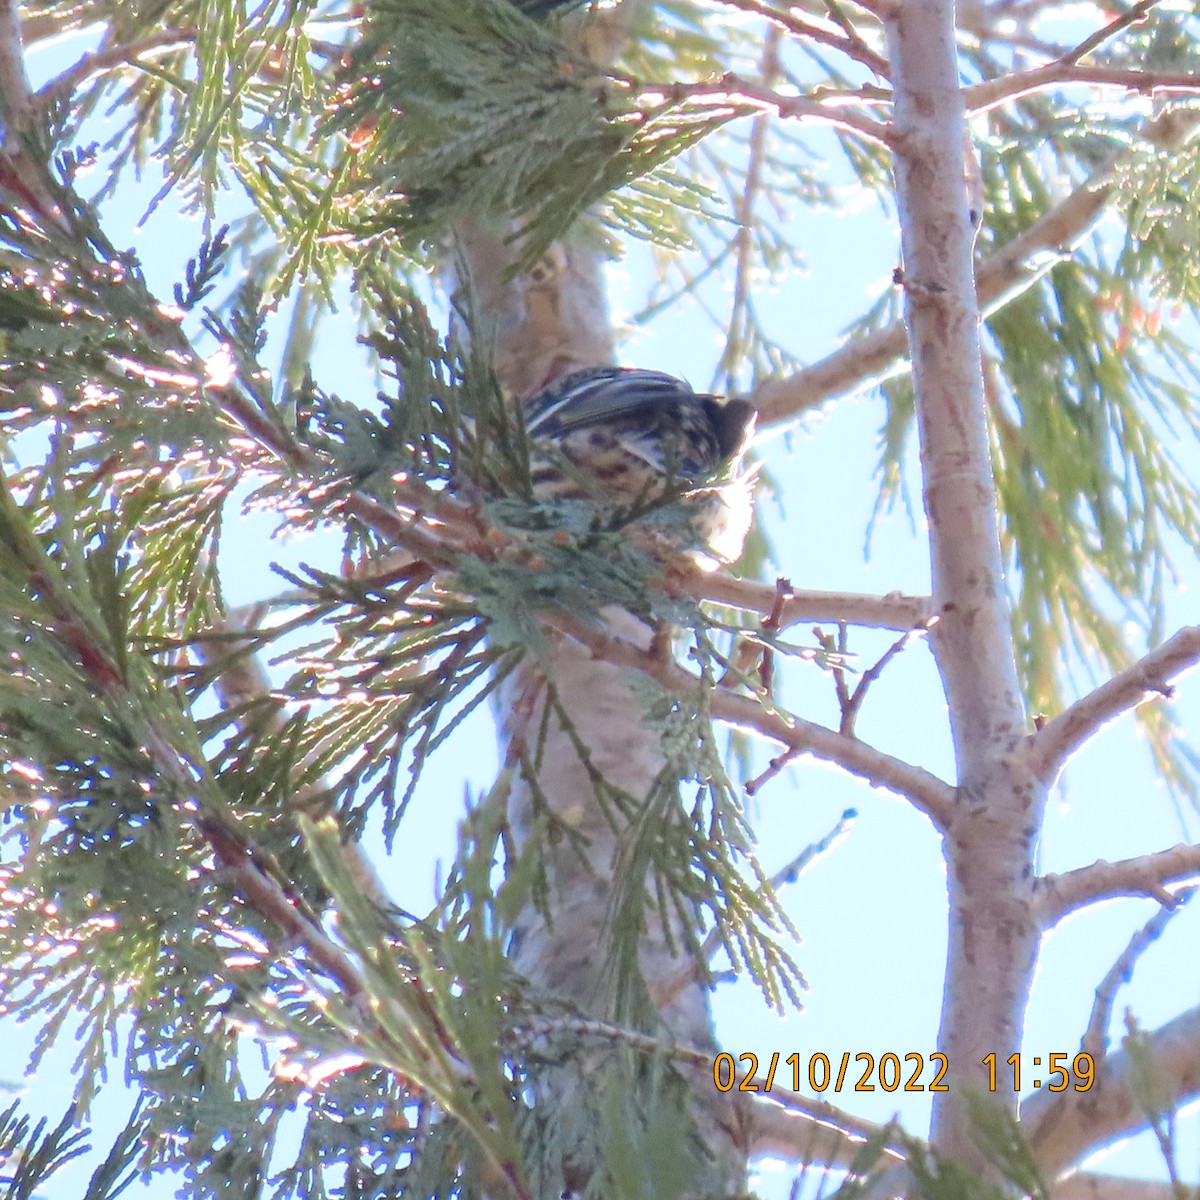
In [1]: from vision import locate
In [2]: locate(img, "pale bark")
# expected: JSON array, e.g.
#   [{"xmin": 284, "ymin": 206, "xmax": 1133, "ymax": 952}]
[
  {"xmin": 882, "ymin": 0, "xmax": 1042, "ymax": 1168},
  {"xmin": 1027, "ymin": 626, "xmax": 1200, "ymax": 788},
  {"xmin": 1027, "ymin": 1007, "xmax": 1200, "ymax": 1178},
  {"xmin": 1033, "ymin": 846, "xmax": 1200, "ymax": 927},
  {"xmin": 753, "ymin": 146, "xmax": 1117, "ymax": 426}
]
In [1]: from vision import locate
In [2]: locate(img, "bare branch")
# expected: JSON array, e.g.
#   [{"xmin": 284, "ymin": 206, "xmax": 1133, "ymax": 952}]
[
  {"xmin": 1058, "ymin": 0, "xmax": 1159, "ymax": 66},
  {"xmin": 688, "ymin": 569, "xmax": 933, "ymax": 631},
  {"xmin": 640, "ymin": 74, "xmax": 893, "ymax": 146},
  {"xmin": 718, "ymin": 25, "xmax": 781, "ymax": 384},
  {"xmin": 0, "ymin": 0, "xmax": 32, "ymax": 123},
  {"xmin": 1027, "ymin": 626, "xmax": 1200, "ymax": 787},
  {"xmin": 744, "ymin": 1099, "xmax": 902, "ymax": 1171},
  {"xmin": 1081, "ymin": 887, "xmax": 1197, "ymax": 1061},
  {"xmin": 34, "ymin": 28, "xmax": 193, "ymax": 105},
  {"xmin": 967, "ymin": 63, "xmax": 1200, "ymax": 113},
  {"xmin": 837, "ymin": 621, "xmax": 930, "ymax": 737},
  {"xmin": 753, "ymin": 148, "xmax": 1119, "ymax": 426},
  {"xmin": 1033, "ymin": 845, "xmax": 1200, "ymax": 928},
  {"xmin": 1027, "ymin": 1007, "xmax": 1200, "ymax": 1178},
  {"xmin": 540, "ymin": 608, "xmax": 956, "ymax": 826},
  {"xmin": 713, "ymin": 0, "xmax": 890, "ymax": 78},
  {"xmin": 748, "ymin": 1093, "xmax": 906, "ymax": 1167}
]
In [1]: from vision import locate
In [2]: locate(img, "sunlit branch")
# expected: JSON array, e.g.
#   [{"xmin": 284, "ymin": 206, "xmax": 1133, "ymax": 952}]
[
  {"xmin": 967, "ymin": 63, "xmax": 1200, "ymax": 113},
  {"xmin": 713, "ymin": 0, "xmax": 890, "ymax": 78},
  {"xmin": 1081, "ymin": 886, "xmax": 1196, "ymax": 1061},
  {"xmin": 646, "ymin": 74, "xmax": 893, "ymax": 146},
  {"xmin": 1033, "ymin": 844, "xmax": 1200, "ymax": 927},
  {"xmin": 1053, "ymin": 1175, "xmax": 1183, "ymax": 1200},
  {"xmin": 1027, "ymin": 1006, "xmax": 1200, "ymax": 1178},
  {"xmin": 34, "ymin": 28, "xmax": 193, "ymax": 104},
  {"xmin": 747, "ymin": 1092, "xmax": 907, "ymax": 1166},
  {"xmin": 209, "ymin": 380, "xmax": 487, "ymax": 568},
  {"xmin": 1059, "ymin": 0, "xmax": 1160, "ymax": 66},
  {"xmin": 0, "ymin": 0, "xmax": 31, "ymax": 118},
  {"xmin": 687, "ymin": 569, "xmax": 933, "ymax": 631},
  {"xmin": 540, "ymin": 607, "xmax": 956, "ymax": 826},
  {"xmin": 1027, "ymin": 626, "xmax": 1200, "ymax": 787},
  {"xmin": 753, "ymin": 143, "xmax": 1118, "ymax": 425}
]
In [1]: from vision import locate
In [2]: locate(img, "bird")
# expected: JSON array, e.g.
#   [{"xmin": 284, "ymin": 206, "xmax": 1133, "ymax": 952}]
[{"xmin": 522, "ymin": 366, "xmax": 757, "ymax": 564}]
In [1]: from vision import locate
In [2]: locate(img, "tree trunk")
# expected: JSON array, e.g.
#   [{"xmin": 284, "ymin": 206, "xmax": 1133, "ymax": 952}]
[
  {"xmin": 448, "ymin": 223, "xmax": 747, "ymax": 1195},
  {"xmin": 884, "ymin": 0, "xmax": 1045, "ymax": 1166}
]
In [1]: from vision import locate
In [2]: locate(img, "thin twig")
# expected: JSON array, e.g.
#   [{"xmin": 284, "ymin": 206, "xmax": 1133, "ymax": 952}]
[
  {"xmin": 838, "ymin": 621, "xmax": 931, "ymax": 736},
  {"xmin": 1059, "ymin": 0, "xmax": 1159, "ymax": 66},
  {"xmin": 717, "ymin": 24, "xmax": 781, "ymax": 387},
  {"xmin": 540, "ymin": 605, "xmax": 956, "ymax": 826},
  {"xmin": 641, "ymin": 74, "xmax": 893, "ymax": 146},
  {"xmin": 713, "ymin": 0, "xmax": 890, "ymax": 78},
  {"xmin": 769, "ymin": 808, "xmax": 856, "ymax": 888},
  {"xmin": 744, "ymin": 745, "xmax": 801, "ymax": 797},
  {"xmin": 1081, "ymin": 886, "xmax": 1196, "ymax": 1061}
]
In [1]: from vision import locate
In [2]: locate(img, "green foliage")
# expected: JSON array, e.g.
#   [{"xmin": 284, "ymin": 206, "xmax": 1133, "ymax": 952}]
[
  {"xmin": 0, "ymin": 1102, "xmax": 90, "ymax": 1200},
  {"xmin": 330, "ymin": 0, "xmax": 751, "ymax": 265}
]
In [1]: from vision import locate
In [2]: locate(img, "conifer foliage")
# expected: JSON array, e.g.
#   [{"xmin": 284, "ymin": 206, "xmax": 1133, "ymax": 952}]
[{"xmin": 0, "ymin": 1, "xmax": 1198, "ymax": 1199}]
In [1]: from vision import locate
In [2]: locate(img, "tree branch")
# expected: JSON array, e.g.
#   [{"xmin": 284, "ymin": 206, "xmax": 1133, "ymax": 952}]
[
  {"xmin": 644, "ymin": 74, "xmax": 893, "ymax": 146},
  {"xmin": 966, "ymin": 63, "xmax": 1200, "ymax": 113},
  {"xmin": 1033, "ymin": 845, "xmax": 1200, "ymax": 928},
  {"xmin": 688, "ymin": 570, "xmax": 933, "ymax": 631},
  {"xmin": 1026, "ymin": 626, "xmax": 1200, "ymax": 787},
  {"xmin": 1057, "ymin": 0, "xmax": 1159, "ymax": 66},
  {"xmin": 1081, "ymin": 887, "xmax": 1196, "ymax": 1061},
  {"xmin": 540, "ymin": 607, "xmax": 956, "ymax": 825},
  {"xmin": 34, "ymin": 28, "xmax": 193, "ymax": 105},
  {"xmin": 1026, "ymin": 1006, "xmax": 1200, "ymax": 1178},
  {"xmin": 884, "ymin": 0, "xmax": 1041, "ymax": 1164},
  {"xmin": 753, "ymin": 148, "xmax": 1118, "ymax": 426},
  {"xmin": 747, "ymin": 1092, "xmax": 906, "ymax": 1166},
  {"xmin": 713, "ymin": 0, "xmax": 890, "ymax": 78},
  {"xmin": 0, "ymin": 0, "xmax": 32, "ymax": 123}
]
